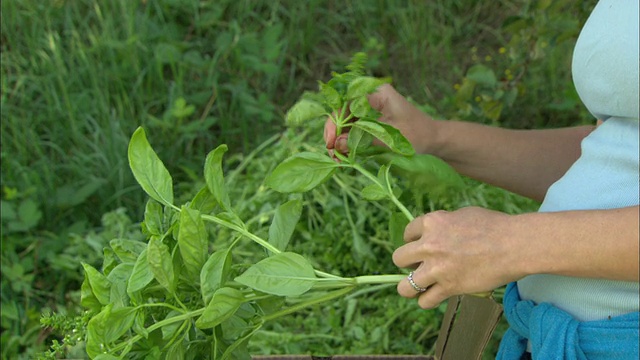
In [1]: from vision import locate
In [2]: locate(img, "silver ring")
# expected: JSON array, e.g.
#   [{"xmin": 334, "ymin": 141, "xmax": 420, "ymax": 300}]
[{"xmin": 407, "ymin": 271, "xmax": 428, "ymax": 293}]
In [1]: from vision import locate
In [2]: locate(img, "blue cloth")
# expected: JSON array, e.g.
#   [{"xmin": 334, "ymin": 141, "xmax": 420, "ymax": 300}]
[{"xmin": 497, "ymin": 282, "xmax": 639, "ymax": 360}]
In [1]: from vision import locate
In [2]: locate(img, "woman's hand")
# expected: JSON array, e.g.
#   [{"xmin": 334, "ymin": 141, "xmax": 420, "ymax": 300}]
[
  {"xmin": 323, "ymin": 84, "xmax": 438, "ymax": 157},
  {"xmin": 392, "ymin": 207, "xmax": 527, "ymax": 309}
]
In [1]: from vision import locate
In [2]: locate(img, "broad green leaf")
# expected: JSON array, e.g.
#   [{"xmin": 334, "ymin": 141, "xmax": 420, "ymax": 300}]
[
  {"xmin": 345, "ymin": 76, "xmax": 390, "ymax": 100},
  {"xmin": 147, "ymin": 236, "xmax": 175, "ymax": 293},
  {"xmin": 361, "ymin": 184, "xmax": 387, "ymax": 201},
  {"xmin": 127, "ymin": 248, "xmax": 155, "ymax": 295},
  {"xmin": 86, "ymin": 304, "xmax": 136, "ymax": 358},
  {"xmin": 389, "ymin": 212, "xmax": 410, "ymax": 247},
  {"xmin": 385, "ymin": 153, "xmax": 465, "ymax": 192},
  {"xmin": 132, "ymin": 309, "xmax": 148, "ymax": 339},
  {"xmin": 107, "ymin": 263, "xmax": 133, "ymax": 308},
  {"xmin": 466, "ymin": 64, "xmax": 497, "ymax": 87},
  {"xmin": 235, "ymin": 252, "xmax": 317, "ymax": 296},
  {"xmin": 102, "ymin": 246, "xmax": 117, "ymax": 276},
  {"xmin": 285, "ymin": 99, "xmax": 327, "ymax": 127},
  {"xmin": 94, "ymin": 355, "xmax": 120, "ymax": 360},
  {"xmin": 348, "ymin": 96, "xmax": 371, "ymax": 118},
  {"xmin": 265, "ymin": 152, "xmax": 339, "ymax": 193},
  {"xmin": 352, "ymin": 119, "xmax": 414, "ymax": 156},
  {"xmin": 220, "ymin": 323, "xmax": 262, "ymax": 360},
  {"xmin": 82, "ymin": 263, "xmax": 111, "ymax": 305},
  {"xmin": 268, "ymin": 199, "xmax": 302, "ymax": 253},
  {"xmin": 195, "ymin": 287, "xmax": 245, "ymax": 329},
  {"xmin": 142, "ymin": 199, "xmax": 164, "ymax": 236},
  {"xmin": 204, "ymin": 145, "xmax": 231, "ymax": 211},
  {"xmin": 347, "ymin": 126, "xmax": 373, "ymax": 160},
  {"xmin": 190, "ymin": 186, "xmax": 217, "ymax": 214},
  {"xmin": 161, "ymin": 310, "xmax": 184, "ymax": 340},
  {"xmin": 80, "ymin": 273, "xmax": 102, "ymax": 313},
  {"xmin": 178, "ymin": 207, "xmax": 208, "ymax": 281},
  {"xmin": 200, "ymin": 248, "xmax": 233, "ymax": 304},
  {"xmin": 318, "ymin": 81, "xmax": 342, "ymax": 109},
  {"xmin": 109, "ymin": 239, "xmax": 147, "ymax": 264},
  {"xmin": 128, "ymin": 127, "xmax": 174, "ymax": 207},
  {"xmin": 165, "ymin": 336, "xmax": 186, "ymax": 359}
]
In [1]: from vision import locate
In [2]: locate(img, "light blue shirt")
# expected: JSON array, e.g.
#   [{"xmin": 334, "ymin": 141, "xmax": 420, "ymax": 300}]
[{"xmin": 517, "ymin": 0, "xmax": 639, "ymax": 322}]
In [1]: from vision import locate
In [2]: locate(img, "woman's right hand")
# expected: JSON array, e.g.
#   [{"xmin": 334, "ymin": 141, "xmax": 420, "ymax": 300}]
[{"xmin": 323, "ymin": 84, "xmax": 439, "ymax": 158}]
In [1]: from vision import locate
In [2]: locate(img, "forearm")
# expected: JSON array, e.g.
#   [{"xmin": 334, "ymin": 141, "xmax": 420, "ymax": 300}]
[
  {"xmin": 512, "ymin": 206, "xmax": 639, "ymax": 282},
  {"xmin": 426, "ymin": 120, "xmax": 595, "ymax": 202}
]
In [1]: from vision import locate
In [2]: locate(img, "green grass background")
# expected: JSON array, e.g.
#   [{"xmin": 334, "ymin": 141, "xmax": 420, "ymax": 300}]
[{"xmin": 1, "ymin": 0, "xmax": 596, "ymax": 358}]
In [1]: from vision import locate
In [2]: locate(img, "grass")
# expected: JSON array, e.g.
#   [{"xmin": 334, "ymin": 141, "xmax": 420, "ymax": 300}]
[{"xmin": 1, "ymin": 0, "xmax": 595, "ymax": 358}]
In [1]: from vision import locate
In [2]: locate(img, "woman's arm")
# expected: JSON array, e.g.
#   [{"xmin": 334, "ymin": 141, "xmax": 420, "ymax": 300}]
[{"xmin": 430, "ymin": 121, "xmax": 595, "ymax": 202}]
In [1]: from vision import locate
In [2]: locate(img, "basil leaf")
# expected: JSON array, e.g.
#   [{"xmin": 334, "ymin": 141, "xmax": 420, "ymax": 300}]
[
  {"xmin": 147, "ymin": 236, "xmax": 175, "ymax": 294},
  {"xmin": 265, "ymin": 152, "xmax": 339, "ymax": 193},
  {"xmin": 128, "ymin": 127, "xmax": 174, "ymax": 207},
  {"xmin": 195, "ymin": 287, "xmax": 245, "ymax": 329},
  {"xmin": 80, "ymin": 273, "xmax": 102, "ymax": 313},
  {"xmin": 345, "ymin": 76, "xmax": 390, "ymax": 100},
  {"xmin": 285, "ymin": 99, "xmax": 327, "ymax": 127},
  {"xmin": 190, "ymin": 186, "xmax": 217, "ymax": 214},
  {"xmin": 82, "ymin": 262, "xmax": 111, "ymax": 306},
  {"xmin": 127, "ymin": 248, "xmax": 154, "ymax": 295},
  {"xmin": 348, "ymin": 95, "xmax": 370, "ymax": 119},
  {"xmin": 204, "ymin": 144, "xmax": 231, "ymax": 211},
  {"xmin": 234, "ymin": 252, "xmax": 317, "ymax": 297},
  {"xmin": 389, "ymin": 212, "xmax": 410, "ymax": 247},
  {"xmin": 200, "ymin": 248, "xmax": 233, "ymax": 304},
  {"xmin": 361, "ymin": 184, "xmax": 387, "ymax": 201},
  {"xmin": 86, "ymin": 305, "xmax": 136, "ymax": 358},
  {"xmin": 352, "ymin": 119, "xmax": 415, "ymax": 156},
  {"xmin": 142, "ymin": 199, "xmax": 164, "ymax": 236},
  {"xmin": 268, "ymin": 199, "xmax": 302, "ymax": 254},
  {"xmin": 109, "ymin": 239, "xmax": 147, "ymax": 264},
  {"xmin": 106, "ymin": 263, "xmax": 133, "ymax": 308},
  {"xmin": 178, "ymin": 206, "xmax": 208, "ymax": 281},
  {"xmin": 161, "ymin": 310, "xmax": 184, "ymax": 340},
  {"xmin": 318, "ymin": 81, "xmax": 342, "ymax": 109}
]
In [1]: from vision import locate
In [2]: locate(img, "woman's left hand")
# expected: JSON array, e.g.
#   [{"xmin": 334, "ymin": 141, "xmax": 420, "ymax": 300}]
[{"xmin": 393, "ymin": 206, "xmax": 527, "ymax": 309}]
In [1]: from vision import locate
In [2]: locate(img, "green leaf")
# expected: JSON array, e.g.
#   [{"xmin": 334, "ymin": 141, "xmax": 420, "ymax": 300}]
[
  {"xmin": 348, "ymin": 96, "xmax": 371, "ymax": 119},
  {"xmin": 268, "ymin": 199, "xmax": 302, "ymax": 254},
  {"xmin": 82, "ymin": 263, "xmax": 111, "ymax": 305},
  {"xmin": 190, "ymin": 186, "xmax": 217, "ymax": 214},
  {"xmin": 178, "ymin": 207, "xmax": 208, "ymax": 281},
  {"xmin": 147, "ymin": 236, "xmax": 175, "ymax": 293},
  {"xmin": 318, "ymin": 81, "xmax": 343, "ymax": 109},
  {"xmin": 195, "ymin": 287, "xmax": 245, "ymax": 329},
  {"xmin": 378, "ymin": 153, "xmax": 465, "ymax": 199},
  {"xmin": 265, "ymin": 152, "xmax": 340, "ymax": 193},
  {"xmin": 352, "ymin": 119, "xmax": 415, "ymax": 156},
  {"xmin": 466, "ymin": 64, "xmax": 497, "ymax": 87},
  {"xmin": 200, "ymin": 248, "xmax": 233, "ymax": 304},
  {"xmin": 80, "ymin": 273, "xmax": 102, "ymax": 313},
  {"xmin": 86, "ymin": 305, "xmax": 136, "ymax": 358},
  {"xmin": 127, "ymin": 248, "xmax": 155, "ymax": 295},
  {"xmin": 285, "ymin": 99, "xmax": 327, "ymax": 127},
  {"xmin": 94, "ymin": 355, "xmax": 120, "ymax": 360},
  {"xmin": 161, "ymin": 310, "xmax": 184, "ymax": 340},
  {"xmin": 128, "ymin": 127, "xmax": 174, "ymax": 207},
  {"xmin": 389, "ymin": 212, "xmax": 410, "ymax": 247},
  {"xmin": 345, "ymin": 76, "xmax": 390, "ymax": 100},
  {"xmin": 361, "ymin": 184, "xmax": 388, "ymax": 201},
  {"xmin": 205, "ymin": 145, "xmax": 231, "ymax": 211},
  {"xmin": 106, "ymin": 263, "xmax": 133, "ymax": 308},
  {"xmin": 235, "ymin": 252, "xmax": 317, "ymax": 296},
  {"xmin": 109, "ymin": 239, "xmax": 147, "ymax": 264},
  {"xmin": 142, "ymin": 199, "xmax": 164, "ymax": 236}
]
